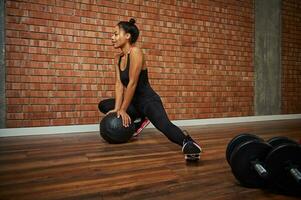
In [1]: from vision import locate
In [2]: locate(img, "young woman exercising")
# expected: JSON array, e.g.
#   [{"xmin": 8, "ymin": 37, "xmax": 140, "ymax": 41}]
[{"xmin": 98, "ymin": 18, "xmax": 202, "ymax": 161}]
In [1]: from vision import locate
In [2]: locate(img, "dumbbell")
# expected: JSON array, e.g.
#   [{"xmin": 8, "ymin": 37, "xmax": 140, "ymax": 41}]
[
  {"xmin": 265, "ymin": 136, "xmax": 301, "ymax": 196},
  {"xmin": 226, "ymin": 133, "xmax": 272, "ymax": 188},
  {"xmin": 227, "ymin": 134, "xmax": 301, "ymax": 194}
]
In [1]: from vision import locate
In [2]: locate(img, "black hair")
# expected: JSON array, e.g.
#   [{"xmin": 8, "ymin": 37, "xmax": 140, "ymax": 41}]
[{"xmin": 117, "ymin": 18, "xmax": 139, "ymax": 44}]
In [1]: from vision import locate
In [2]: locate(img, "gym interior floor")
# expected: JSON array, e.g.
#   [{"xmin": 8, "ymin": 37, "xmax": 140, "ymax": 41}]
[{"xmin": 0, "ymin": 119, "xmax": 300, "ymax": 200}]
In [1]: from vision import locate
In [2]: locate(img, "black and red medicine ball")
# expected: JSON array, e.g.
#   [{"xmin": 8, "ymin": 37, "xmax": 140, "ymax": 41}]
[{"xmin": 99, "ymin": 112, "xmax": 135, "ymax": 144}]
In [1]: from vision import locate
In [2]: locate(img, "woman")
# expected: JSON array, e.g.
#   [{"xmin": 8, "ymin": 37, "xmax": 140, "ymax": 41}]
[{"xmin": 98, "ymin": 18, "xmax": 202, "ymax": 161}]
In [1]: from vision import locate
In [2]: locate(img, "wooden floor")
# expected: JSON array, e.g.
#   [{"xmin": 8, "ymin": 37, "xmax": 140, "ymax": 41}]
[{"xmin": 0, "ymin": 119, "xmax": 300, "ymax": 200}]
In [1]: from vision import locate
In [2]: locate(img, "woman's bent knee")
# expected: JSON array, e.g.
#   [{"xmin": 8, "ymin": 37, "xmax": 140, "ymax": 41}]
[{"xmin": 98, "ymin": 98, "xmax": 114, "ymax": 113}]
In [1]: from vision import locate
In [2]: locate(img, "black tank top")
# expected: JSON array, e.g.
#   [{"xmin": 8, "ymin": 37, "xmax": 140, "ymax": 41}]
[{"xmin": 118, "ymin": 53, "xmax": 159, "ymax": 104}]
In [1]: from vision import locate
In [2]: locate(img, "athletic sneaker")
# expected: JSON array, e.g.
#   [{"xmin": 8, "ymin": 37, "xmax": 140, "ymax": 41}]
[
  {"xmin": 133, "ymin": 118, "xmax": 150, "ymax": 137},
  {"xmin": 182, "ymin": 131, "xmax": 202, "ymax": 161}
]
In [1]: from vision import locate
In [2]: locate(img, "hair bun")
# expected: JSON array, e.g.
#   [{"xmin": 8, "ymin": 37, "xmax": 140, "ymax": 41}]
[{"xmin": 129, "ymin": 18, "xmax": 136, "ymax": 24}]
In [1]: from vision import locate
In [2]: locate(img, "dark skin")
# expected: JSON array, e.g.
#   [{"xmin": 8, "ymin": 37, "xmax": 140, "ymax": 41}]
[{"xmin": 109, "ymin": 25, "xmax": 147, "ymax": 127}]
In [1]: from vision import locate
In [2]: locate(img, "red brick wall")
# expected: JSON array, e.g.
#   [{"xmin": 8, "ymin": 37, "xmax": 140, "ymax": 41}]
[
  {"xmin": 5, "ymin": 0, "xmax": 254, "ymax": 128},
  {"xmin": 282, "ymin": 0, "xmax": 301, "ymax": 114}
]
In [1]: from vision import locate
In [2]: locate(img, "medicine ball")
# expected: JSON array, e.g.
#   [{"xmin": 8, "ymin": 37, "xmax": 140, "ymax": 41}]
[{"xmin": 99, "ymin": 112, "xmax": 135, "ymax": 144}]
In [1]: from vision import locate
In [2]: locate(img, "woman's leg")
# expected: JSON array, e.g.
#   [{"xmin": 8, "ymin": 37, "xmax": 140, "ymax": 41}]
[
  {"xmin": 98, "ymin": 98, "xmax": 115, "ymax": 114},
  {"xmin": 142, "ymin": 99, "xmax": 186, "ymax": 146},
  {"xmin": 142, "ymin": 98, "xmax": 202, "ymax": 160},
  {"xmin": 98, "ymin": 98, "xmax": 141, "ymax": 121}
]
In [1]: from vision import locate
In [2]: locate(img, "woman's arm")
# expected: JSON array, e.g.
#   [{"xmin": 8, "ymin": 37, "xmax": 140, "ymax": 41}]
[
  {"xmin": 112, "ymin": 55, "xmax": 124, "ymax": 111},
  {"xmin": 120, "ymin": 47, "xmax": 143, "ymax": 111},
  {"xmin": 114, "ymin": 66, "xmax": 124, "ymax": 110}
]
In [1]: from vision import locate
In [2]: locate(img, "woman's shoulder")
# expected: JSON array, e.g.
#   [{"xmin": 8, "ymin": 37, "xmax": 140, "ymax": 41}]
[{"xmin": 130, "ymin": 46, "xmax": 143, "ymax": 57}]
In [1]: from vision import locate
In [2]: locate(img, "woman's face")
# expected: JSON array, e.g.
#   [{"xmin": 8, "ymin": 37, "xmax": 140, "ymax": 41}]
[{"xmin": 111, "ymin": 25, "xmax": 130, "ymax": 49}]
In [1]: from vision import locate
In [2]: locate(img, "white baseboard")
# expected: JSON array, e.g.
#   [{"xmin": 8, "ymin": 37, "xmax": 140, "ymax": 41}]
[{"xmin": 0, "ymin": 114, "xmax": 300, "ymax": 137}]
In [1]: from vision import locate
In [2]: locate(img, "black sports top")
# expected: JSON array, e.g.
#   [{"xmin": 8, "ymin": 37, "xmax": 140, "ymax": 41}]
[{"xmin": 118, "ymin": 53, "xmax": 159, "ymax": 104}]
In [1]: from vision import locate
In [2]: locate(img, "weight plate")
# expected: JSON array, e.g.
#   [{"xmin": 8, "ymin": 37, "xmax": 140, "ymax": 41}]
[
  {"xmin": 267, "ymin": 136, "xmax": 299, "ymax": 148},
  {"xmin": 226, "ymin": 133, "xmax": 263, "ymax": 164},
  {"xmin": 230, "ymin": 140, "xmax": 272, "ymax": 188},
  {"xmin": 265, "ymin": 144, "xmax": 301, "ymax": 196}
]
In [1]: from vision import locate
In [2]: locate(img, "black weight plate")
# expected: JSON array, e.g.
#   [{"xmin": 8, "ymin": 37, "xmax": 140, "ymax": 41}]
[
  {"xmin": 265, "ymin": 144, "xmax": 301, "ymax": 196},
  {"xmin": 226, "ymin": 133, "xmax": 263, "ymax": 164},
  {"xmin": 230, "ymin": 140, "xmax": 272, "ymax": 188},
  {"xmin": 267, "ymin": 136, "xmax": 299, "ymax": 148}
]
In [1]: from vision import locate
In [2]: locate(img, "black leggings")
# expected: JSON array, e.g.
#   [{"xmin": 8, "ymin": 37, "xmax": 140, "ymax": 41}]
[{"xmin": 98, "ymin": 97, "xmax": 186, "ymax": 146}]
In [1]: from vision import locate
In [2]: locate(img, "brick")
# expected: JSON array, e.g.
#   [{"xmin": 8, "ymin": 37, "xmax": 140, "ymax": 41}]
[{"xmin": 23, "ymin": 105, "xmax": 49, "ymax": 112}]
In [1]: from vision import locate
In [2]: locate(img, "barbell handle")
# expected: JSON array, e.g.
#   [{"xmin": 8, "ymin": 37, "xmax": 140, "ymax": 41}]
[
  {"xmin": 253, "ymin": 162, "xmax": 269, "ymax": 179},
  {"xmin": 290, "ymin": 168, "xmax": 301, "ymax": 184}
]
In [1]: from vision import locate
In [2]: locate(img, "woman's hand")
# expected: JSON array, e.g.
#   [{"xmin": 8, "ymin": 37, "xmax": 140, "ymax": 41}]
[
  {"xmin": 117, "ymin": 109, "xmax": 131, "ymax": 127},
  {"xmin": 106, "ymin": 109, "xmax": 118, "ymax": 115}
]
